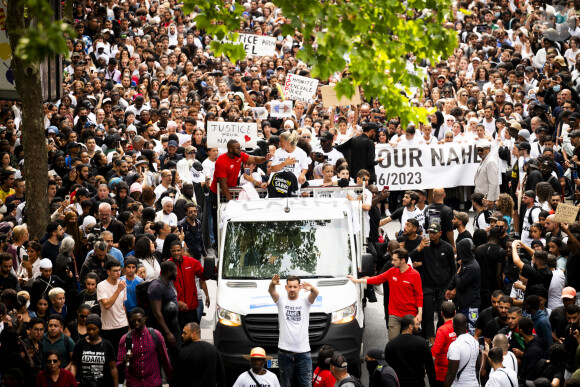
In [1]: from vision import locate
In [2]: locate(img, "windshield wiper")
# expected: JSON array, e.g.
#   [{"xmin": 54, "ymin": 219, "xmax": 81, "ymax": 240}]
[{"xmin": 298, "ymin": 275, "xmax": 336, "ymax": 279}]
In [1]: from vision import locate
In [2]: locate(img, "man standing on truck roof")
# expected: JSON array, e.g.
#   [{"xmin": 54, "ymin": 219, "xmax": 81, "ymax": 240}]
[
  {"xmin": 268, "ymin": 274, "xmax": 319, "ymax": 387},
  {"xmin": 209, "ymin": 139, "xmax": 272, "ymax": 250}
]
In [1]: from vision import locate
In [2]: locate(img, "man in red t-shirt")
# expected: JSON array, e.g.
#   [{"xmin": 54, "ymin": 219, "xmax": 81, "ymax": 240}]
[
  {"xmin": 431, "ymin": 301, "xmax": 456, "ymax": 385},
  {"xmin": 169, "ymin": 240, "xmax": 209, "ymax": 328},
  {"xmin": 348, "ymin": 248, "xmax": 423, "ymax": 340},
  {"xmin": 209, "ymin": 139, "xmax": 272, "ymax": 246}
]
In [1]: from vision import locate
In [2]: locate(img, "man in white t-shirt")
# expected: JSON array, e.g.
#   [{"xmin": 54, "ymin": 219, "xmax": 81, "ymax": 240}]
[
  {"xmin": 268, "ymin": 274, "xmax": 319, "ymax": 387},
  {"xmin": 97, "ymin": 258, "xmax": 128, "ymax": 354},
  {"xmin": 379, "ymin": 190, "xmax": 425, "ymax": 234},
  {"xmin": 444, "ymin": 314, "xmax": 480, "ymax": 387},
  {"xmin": 486, "ymin": 347, "xmax": 518, "ymax": 387},
  {"xmin": 233, "ymin": 347, "xmax": 281, "ymax": 387}
]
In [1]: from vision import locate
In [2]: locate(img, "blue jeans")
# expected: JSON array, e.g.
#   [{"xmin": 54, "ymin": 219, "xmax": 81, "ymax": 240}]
[
  {"xmin": 278, "ymin": 350, "xmax": 312, "ymax": 387},
  {"xmin": 458, "ymin": 307, "xmax": 479, "ymax": 336}
]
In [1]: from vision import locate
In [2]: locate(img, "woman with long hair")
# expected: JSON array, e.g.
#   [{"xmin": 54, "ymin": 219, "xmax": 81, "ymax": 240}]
[
  {"xmin": 495, "ymin": 193, "xmax": 514, "ymax": 233},
  {"xmin": 134, "ymin": 235, "xmax": 160, "ymax": 280},
  {"xmin": 63, "ymin": 304, "xmax": 90, "ymax": 343},
  {"xmin": 64, "ymin": 211, "xmax": 85, "ymax": 264},
  {"xmin": 270, "ymin": 131, "xmax": 309, "ymax": 184}
]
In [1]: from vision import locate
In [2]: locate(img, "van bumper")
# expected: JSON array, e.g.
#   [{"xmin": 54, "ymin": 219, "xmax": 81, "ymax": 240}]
[{"xmin": 214, "ymin": 317, "xmax": 363, "ymax": 379}]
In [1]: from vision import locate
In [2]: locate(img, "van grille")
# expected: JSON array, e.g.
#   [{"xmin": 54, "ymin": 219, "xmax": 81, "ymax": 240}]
[{"xmin": 243, "ymin": 313, "xmax": 328, "ymax": 345}]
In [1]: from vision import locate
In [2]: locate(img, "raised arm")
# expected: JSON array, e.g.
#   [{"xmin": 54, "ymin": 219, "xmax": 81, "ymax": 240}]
[
  {"xmin": 302, "ymin": 281, "xmax": 319, "ymax": 304},
  {"xmin": 511, "ymin": 240, "xmax": 525, "ymax": 270},
  {"xmin": 268, "ymin": 274, "xmax": 280, "ymax": 303}
]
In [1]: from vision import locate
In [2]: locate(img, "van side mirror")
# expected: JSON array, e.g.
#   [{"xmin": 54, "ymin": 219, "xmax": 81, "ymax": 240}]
[{"xmin": 358, "ymin": 253, "xmax": 374, "ymax": 278}]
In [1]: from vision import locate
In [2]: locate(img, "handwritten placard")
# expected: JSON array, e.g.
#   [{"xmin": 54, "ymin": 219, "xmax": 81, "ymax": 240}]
[
  {"xmin": 206, "ymin": 122, "xmax": 258, "ymax": 149},
  {"xmin": 554, "ymin": 203, "xmax": 579, "ymax": 224},
  {"xmin": 283, "ymin": 74, "xmax": 318, "ymax": 103},
  {"xmin": 270, "ymin": 100, "xmax": 293, "ymax": 118},
  {"xmin": 321, "ymin": 84, "xmax": 361, "ymax": 107}
]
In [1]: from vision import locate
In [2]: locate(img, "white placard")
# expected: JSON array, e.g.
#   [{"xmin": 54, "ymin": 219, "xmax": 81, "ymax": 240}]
[
  {"xmin": 270, "ymin": 100, "xmax": 293, "ymax": 118},
  {"xmin": 283, "ymin": 74, "xmax": 318, "ymax": 103},
  {"xmin": 374, "ymin": 143, "xmax": 482, "ymax": 190},
  {"xmin": 206, "ymin": 122, "xmax": 258, "ymax": 149},
  {"xmin": 238, "ymin": 34, "xmax": 277, "ymax": 57},
  {"xmin": 252, "ymin": 107, "xmax": 269, "ymax": 120}
]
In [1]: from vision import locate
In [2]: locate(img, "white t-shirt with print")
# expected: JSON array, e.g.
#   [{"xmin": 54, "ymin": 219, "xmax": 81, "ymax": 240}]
[
  {"xmin": 272, "ymin": 147, "xmax": 310, "ymax": 180},
  {"xmin": 276, "ymin": 292, "xmax": 312, "ymax": 353},
  {"xmin": 232, "ymin": 369, "xmax": 281, "ymax": 387}
]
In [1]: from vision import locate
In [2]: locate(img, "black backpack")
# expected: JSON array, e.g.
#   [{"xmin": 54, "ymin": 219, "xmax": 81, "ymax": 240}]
[
  {"xmin": 337, "ymin": 375, "xmax": 365, "ymax": 387},
  {"xmin": 135, "ymin": 279, "xmax": 155, "ymax": 312}
]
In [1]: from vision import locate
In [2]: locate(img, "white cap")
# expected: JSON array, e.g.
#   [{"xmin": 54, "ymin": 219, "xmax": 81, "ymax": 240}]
[
  {"xmin": 161, "ymin": 196, "xmax": 173, "ymax": 206},
  {"xmin": 39, "ymin": 258, "xmax": 53, "ymax": 269},
  {"xmin": 476, "ymin": 139, "xmax": 491, "ymax": 148}
]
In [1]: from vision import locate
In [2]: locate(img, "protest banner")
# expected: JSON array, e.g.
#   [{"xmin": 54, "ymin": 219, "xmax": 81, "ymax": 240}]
[
  {"xmin": 554, "ymin": 203, "xmax": 579, "ymax": 224},
  {"xmin": 320, "ymin": 84, "xmax": 361, "ymax": 107},
  {"xmin": 270, "ymin": 100, "xmax": 293, "ymax": 118},
  {"xmin": 374, "ymin": 143, "xmax": 482, "ymax": 190},
  {"xmin": 207, "ymin": 121, "xmax": 258, "ymax": 149},
  {"xmin": 283, "ymin": 74, "xmax": 318, "ymax": 103},
  {"xmin": 252, "ymin": 107, "xmax": 269, "ymax": 120}
]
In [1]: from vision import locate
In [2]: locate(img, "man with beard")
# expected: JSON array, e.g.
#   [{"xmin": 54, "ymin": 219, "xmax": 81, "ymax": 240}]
[
  {"xmin": 544, "ymin": 214, "xmax": 565, "ymax": 241},
  {"xmin": 31, "ymin": 259, "xmax": 66, "ymax": 305},
  {"xmin": 498, "ymin": 307, "xmax": 525, "ymax": 361},
  {"xmin": 148, "ymin": 261, "xmax": 182, "ymax": 360},
  {"xmin": 539, "ymin": 158, "xmax": 562, "ymax": 194},
  {"xmin": 396, "ymin": 219, "xmax": 421, "ymax": 259},
  {"xmin": 483, "ymin": 295, "xmax": 513, "ymax": 345},
  {"xmin": 384, "ymin": 314, "xmax": 436, "ymax": 387},
  {"xmin": 173, "ymin": 322, "xmax": 225, "ymax": 387},
  {"xmin": 452, "ymin": 211, "xmax": 472, "ymax": 245},
  {"xmin": 174, "ymin": 182, "xmax": 196, "ymax": 220},
  {"xmin": 41, "ymin": 221, "xmax": 65, "ymax": 263},
  {"xmin": 210, "ymin": 140, "xmax": 272, "ymax": 248},
  {"xmin": 424, "ymin": 188, "xmax": 455, "ymax": 251},
  {"xmin": 177, "ymin": 203, "xmax": 206, "ymax": 261}
]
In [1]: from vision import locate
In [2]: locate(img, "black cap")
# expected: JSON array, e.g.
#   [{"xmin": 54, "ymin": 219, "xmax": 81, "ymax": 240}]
[
  {"xmin": 569, "ymin": 130, "xmax": 580, "ymax": 138},
  {"xmin": 318, "ymin": 132, "xmax": 334, "ymax": 142},
  {"xmin": 328, "ymin": 353, "xmax": 348, "ymax": 369},
  {"xmin": 366, "ymin": 348, "xmax": 385, "ymax": 361},
  {"xmin": 523, "ymin": 190, "xmax": 536, "ymax": 198}
]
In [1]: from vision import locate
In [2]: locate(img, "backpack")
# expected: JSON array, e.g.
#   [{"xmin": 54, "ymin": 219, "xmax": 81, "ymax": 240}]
[
  {"xmin": 135, "ymin": 279, "xmax": 155, "ymax": 312},
  {"xmin": 474, "ymin": 209, "xmax": 491, "ymax": 230},
  {"xmin": 337, "ymin": 375, "xmax": 365, "ymax": 387},
  {"xmin": 527, "ymin": 205, "xmax": 541, "ymax": 226}
]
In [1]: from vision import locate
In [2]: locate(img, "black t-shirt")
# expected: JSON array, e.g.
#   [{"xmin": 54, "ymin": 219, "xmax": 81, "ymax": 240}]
[
  {"xmin": 148, "ymin": 277, "xmax": 179, "ymax": 329},
  {"xmin": 456, "ymin": 230, "xmax": 472, "ymax": 245},
  {"xmin": 475, "ymin": 243, "xmax": 506, "ymax": 292},
  {"xmin": 41, "ymin": 240, "xmax": 61, "ymax": 263},
  {"xmin": 72, "ymin": 338, "xmax": 115, "ymax": 385},
  {"xmin": 267, "ymin": 172, "xmax": 299, "ymax": 198},
  {"xmin": 424, "ymin": 203, "xmax": 453, "ymax": 242},
  {"xmin": 396, "ymin": 235, "xmax": 421, "ymax": 253},
  {"xmin": 475, "ymin": 306, "xmax": 498, "ymax": 331},
  {"xmin": 521, "ymin": 264, "xmax": 552, "ymax": 300},
  {"xmin": 484, "ymin": 316, "xmax": 508, "ymax": 339}
]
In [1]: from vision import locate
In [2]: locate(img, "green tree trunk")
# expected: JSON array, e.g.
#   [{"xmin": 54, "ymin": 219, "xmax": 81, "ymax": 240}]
[{"xmin": 6, "ymin": 2, "xmax": 50, "ymax": 240}]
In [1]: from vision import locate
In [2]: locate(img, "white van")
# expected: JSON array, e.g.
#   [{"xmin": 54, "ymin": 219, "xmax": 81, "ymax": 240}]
[{"xmin": 211, "ymin": 192, "xmax": 373, "ymax": 382}]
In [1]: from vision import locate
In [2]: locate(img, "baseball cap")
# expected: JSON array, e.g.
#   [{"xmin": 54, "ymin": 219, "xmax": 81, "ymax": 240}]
[
  {"xmin": 318, "ymin": 132, "xmax": 334, "ymax": 142},
  {"xmin": 427, "ymin": 222, "xmax": 441, "ymax": 233},
  {"xmin": 518, "ymin": 129, "xmax": 531, "ymax": 141},
  {"xmin": 328, "ymin": 354, "xmax": 348, "ymax": 369},
  {"xmin": 561, "ymin": 286, "xmax": 577, "ymax": 299},
  {"xmin": 185, "ymin": 145, "xmax": 197, "ymax": 154},
  {"xmin": 523, "ymin": 190, "xmax": 536, "ymax": 198},
  {"xmin": 569, "ymin": 130, "xmax": 580, "ymax": 138},
  {"xmin": 366, "ymin": 348, "xmax": 385, "ymax": 361},
  {"xmin": 508, "ymin": 120, "xmax": 522, "ymax": 130},
  {"xmin": 168, "ymin": 140, "xmax": 178, "ymax": 148}
]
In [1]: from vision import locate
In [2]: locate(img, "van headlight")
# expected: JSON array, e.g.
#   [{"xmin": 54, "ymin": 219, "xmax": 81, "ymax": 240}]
[
  {"xmin": 331, "ymin": 303, "xmax": 356, "ymax": 324},
  {"xmin": 217, "ymin": 305, "xmax": 242, "ymax": 327}
]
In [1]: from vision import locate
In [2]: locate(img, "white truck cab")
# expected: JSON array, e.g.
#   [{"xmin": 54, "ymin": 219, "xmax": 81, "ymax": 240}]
[{"xmin": 212, "ymin": 191, "xmax": 373, "ymax": 382}]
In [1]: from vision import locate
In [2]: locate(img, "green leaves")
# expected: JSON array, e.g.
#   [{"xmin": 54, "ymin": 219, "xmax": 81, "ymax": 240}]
[{"xmin": 10, "ymin": 0, "xmax": 75, "ymax": 64}]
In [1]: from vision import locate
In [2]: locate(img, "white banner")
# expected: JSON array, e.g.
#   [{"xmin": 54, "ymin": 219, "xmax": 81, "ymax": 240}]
[
  {"xmin": 283, "ymin": 74, "xmax": 318, "ymax": 103},
  {"xmin": 270, "ymin": 100, "xmax": 293, "ymax": 118},
  {"xmin": 374, "ymin": 143, "xmax": 482, "ymax": 190},
  {"xmin": 207, "ymin": 122, "xmax": 258, "ymax": 149}
]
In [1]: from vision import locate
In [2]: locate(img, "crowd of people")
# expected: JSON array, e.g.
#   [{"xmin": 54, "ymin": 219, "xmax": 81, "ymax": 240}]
[{"xmin": 0, "ymin": 0, "xmax": 579, "ymax": 385}]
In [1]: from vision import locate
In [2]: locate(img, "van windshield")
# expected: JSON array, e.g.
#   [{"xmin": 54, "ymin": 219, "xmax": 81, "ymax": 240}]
[{"xmin": 222, "ymin": 219, "xmax": 353, "ymax": 279}]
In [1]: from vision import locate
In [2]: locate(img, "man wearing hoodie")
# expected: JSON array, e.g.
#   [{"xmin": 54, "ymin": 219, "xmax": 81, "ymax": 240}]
[{"xmin": 445, "ymin": 239, "xmax": 481, "ymax": 335}]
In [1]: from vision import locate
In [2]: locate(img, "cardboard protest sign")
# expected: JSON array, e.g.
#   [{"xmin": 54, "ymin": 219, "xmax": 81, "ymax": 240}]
[
  {"xmin": 206, "ymin": 122, "xmax": 258, "ymax": 149},
  {"xmin": 554, "ymin": 203, "xmax": 579, "ymax": 224},
  {"xmin": 270, "ymin": 100, "xmax": 293, "ymax": 118},
  {"xmin": 320, "ymin": 84, "xmax": 361, "ymax": 107},
  {"xmin": 283, "ymin": 74, "xmax": 318, "ymax": 103},
  {"xmin": 238, "ymin": 34, "xmax": 277, "ymax": 57},
  {"xmin": 252, "ymin": 107, "xmax": 269, "ymax": 120}
]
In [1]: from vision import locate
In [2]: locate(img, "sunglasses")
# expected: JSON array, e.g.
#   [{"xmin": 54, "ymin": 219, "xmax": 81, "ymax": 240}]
[{"xmin": 47, "ymin": 359, "xmax": 59, "ymax": 364}]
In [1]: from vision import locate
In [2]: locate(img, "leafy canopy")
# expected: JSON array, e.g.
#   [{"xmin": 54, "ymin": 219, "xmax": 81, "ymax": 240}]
[{"xmin": 189, "ymin": 0, "xmax": 458, "ymax": 125}]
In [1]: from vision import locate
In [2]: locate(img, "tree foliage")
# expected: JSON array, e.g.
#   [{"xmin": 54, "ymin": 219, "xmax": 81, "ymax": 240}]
[
  {"xmin": 189, "ymin": 0, "xmax": 458, "ymax": 125},
  {"xmin": 13, "ymin": 0, "xmax": 74, "ymax": 64}
]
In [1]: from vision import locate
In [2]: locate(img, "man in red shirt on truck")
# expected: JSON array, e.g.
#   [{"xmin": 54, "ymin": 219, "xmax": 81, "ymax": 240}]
[
  {"xmin": 348, "ymin": 248, "xmax": 423, "ymax": 340},
  {"xmin": 209, "ymin": 139, "xmax": 272, "ymax": 249}
]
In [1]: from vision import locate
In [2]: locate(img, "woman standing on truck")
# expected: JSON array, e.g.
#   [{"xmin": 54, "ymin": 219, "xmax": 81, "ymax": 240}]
[{"xmin": 270, "ymin": 131, "xmax": 310, "ymax": 185}]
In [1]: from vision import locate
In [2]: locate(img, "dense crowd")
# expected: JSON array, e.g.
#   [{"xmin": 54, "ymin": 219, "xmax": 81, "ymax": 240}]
[{"xmin": 0, "ymin": 0, "xmax": 579, "ymax": 386}]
